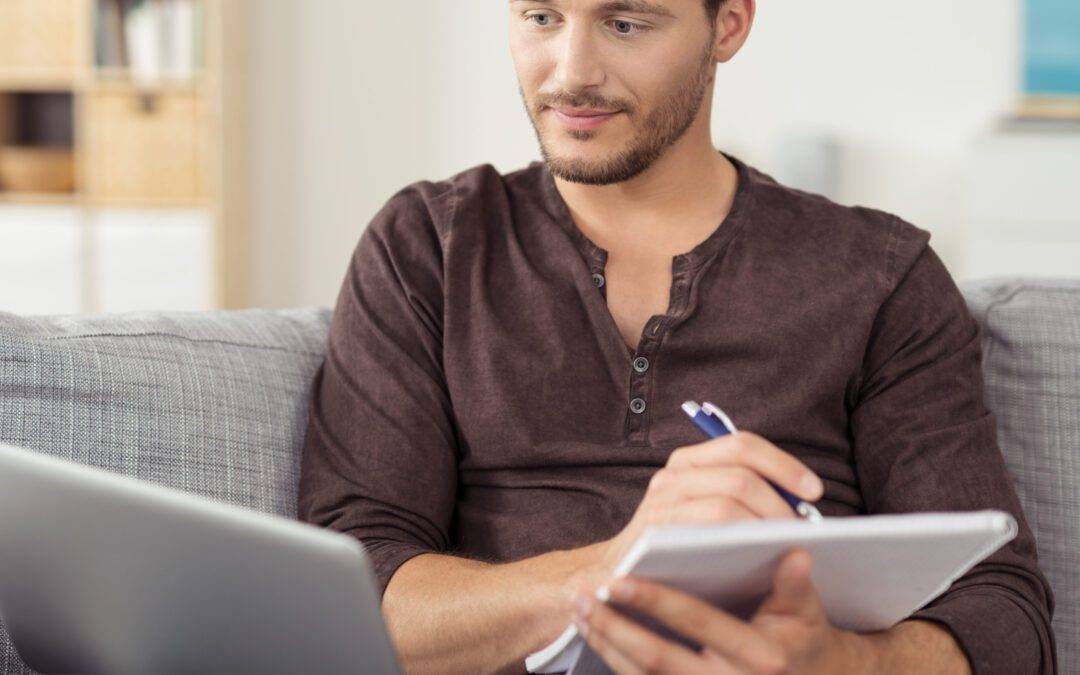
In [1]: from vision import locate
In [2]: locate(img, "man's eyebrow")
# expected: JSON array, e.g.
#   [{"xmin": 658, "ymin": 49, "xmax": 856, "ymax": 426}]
[{"xmin": 509, "ymin": 0, "xmax": 676, "ymax": 19}]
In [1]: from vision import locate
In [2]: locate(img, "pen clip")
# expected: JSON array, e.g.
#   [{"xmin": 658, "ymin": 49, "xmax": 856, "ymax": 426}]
[{"xmin": 701, "ymin": 401, "xmax": 738, "ymax": 434}]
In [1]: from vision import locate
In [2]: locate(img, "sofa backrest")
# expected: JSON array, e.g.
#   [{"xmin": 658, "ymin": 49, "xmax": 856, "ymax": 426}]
[
  {"xmin": 0, "ymin": 277, "xmax": 1077, "ymax": 674},
  {"xmin": 0, "ymin": 307, "xmax": 331, "ymax": 674},
  {"xmin": 960, "ymin": 277, "xmax": 1080, "ymax": 674}
]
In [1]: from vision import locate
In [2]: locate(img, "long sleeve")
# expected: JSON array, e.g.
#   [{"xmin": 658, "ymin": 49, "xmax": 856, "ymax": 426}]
[
  {"xmin": 849, "ymin": 225, "xmax": 1057, "ymax": 675},
  {"xmin": 297, "ymin": 182, "xmax": 459, "ymax": 599}
]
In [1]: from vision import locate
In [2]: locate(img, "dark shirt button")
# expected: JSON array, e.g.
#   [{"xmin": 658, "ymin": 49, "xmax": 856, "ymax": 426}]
[
  {"xmin": 629, "ymin": 397, "xmax": 647, "ymax": 414},
  {"xmin": 591, "ymin": 273, "xmax": 605, "ymax": 288},
  {"xmin": 632, "ymin": 356, "xmax": 649, "ymax": 373}
]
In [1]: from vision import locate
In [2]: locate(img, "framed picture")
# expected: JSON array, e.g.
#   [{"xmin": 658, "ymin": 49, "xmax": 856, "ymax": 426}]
[{"xmin": 1024, "ymin": 0, "xmax": 1080, "ymax": 97}]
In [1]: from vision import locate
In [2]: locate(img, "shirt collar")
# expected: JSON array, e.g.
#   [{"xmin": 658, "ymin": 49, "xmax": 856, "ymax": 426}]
[{"xmin": 534, "ymin": 148, "xmax": 755, "ymax": 273}]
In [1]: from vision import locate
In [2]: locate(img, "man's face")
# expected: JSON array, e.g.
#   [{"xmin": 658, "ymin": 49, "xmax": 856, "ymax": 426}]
[{"xmin": 509, "ymin": 0, "xmax": 718, "ymax": 185}]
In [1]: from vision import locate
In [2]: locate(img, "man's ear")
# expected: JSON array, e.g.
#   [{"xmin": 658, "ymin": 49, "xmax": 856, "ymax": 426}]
[{"xmin": 714, "ymin": 0, "xmax": 755, "ymax": 64}]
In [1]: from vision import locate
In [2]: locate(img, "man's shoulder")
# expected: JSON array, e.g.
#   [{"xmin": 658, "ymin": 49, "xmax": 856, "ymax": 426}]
[
  {"xmin": 743, "ymin": 161, "xmax": 933, "ymax": 291},
  {"xmin": 370, "ymin": 160, "xmax": 537, "ymax": 241}
]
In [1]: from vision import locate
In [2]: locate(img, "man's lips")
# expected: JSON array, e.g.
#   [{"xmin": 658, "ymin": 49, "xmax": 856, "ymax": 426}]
[
  {"xmin": 550, "ymin": 106, "xmax": 622, "ymax": 130},
  {"xmin": 553, "ymin": 106, "xmax": 620, "ymax": 117}
]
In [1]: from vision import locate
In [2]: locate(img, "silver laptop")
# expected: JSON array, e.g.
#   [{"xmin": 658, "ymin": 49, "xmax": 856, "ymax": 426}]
[{"xmin": 0, "ymin": 441, "xmax": 402, "ymax": 675}]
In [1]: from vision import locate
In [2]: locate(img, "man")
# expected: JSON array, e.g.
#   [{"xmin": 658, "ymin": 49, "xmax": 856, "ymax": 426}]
[{"xmin": 298, "ymin": 0, "xmax": 1056, "ymax": 673}]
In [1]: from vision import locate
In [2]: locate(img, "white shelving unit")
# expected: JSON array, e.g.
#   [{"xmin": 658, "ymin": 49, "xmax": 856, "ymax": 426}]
[{"xmin": 0, "ymin": 0, "xmax": 248, "ymax": 315}]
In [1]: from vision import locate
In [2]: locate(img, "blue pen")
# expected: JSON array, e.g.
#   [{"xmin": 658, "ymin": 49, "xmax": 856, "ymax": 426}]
[{"xmin": 681, "ymin": 400, "xmax": 823, "ymax": 522}]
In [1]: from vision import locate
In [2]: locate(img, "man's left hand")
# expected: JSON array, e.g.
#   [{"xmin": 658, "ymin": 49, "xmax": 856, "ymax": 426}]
[{"xmin": 571, "ymin": 547, "xmax": 872, "ymax": 674}]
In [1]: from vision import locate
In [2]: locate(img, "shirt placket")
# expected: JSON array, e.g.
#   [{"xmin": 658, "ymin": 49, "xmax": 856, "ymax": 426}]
[{"xmin": 592, "ymin": 252, "xmax": 697, "ymax": 444}]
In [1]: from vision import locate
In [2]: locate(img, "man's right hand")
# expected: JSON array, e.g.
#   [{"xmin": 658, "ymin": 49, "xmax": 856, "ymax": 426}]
[{"xmin": 594, "ymin": 429, "xmax": 825, "ymax": 578}]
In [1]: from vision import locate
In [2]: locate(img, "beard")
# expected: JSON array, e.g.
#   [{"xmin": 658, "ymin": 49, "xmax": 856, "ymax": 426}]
[{"xmin": 521, "ymin": 34, "xmax": 716, "ymax": 186}]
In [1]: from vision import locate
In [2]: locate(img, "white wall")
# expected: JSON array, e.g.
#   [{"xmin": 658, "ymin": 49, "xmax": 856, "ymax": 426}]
[
  {"xmin": 249, "ymin": 0, "xmax": 440, "ymax": 308},
  {"xmin": 248, "ymin": 0, "xmax": 1022, "ymax": 309},
  {"xmin": 712, "ymin": 1, "xmax": 1021, "ymax": 273}
]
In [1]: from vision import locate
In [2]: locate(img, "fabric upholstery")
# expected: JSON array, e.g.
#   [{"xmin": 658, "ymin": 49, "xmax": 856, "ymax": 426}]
[
  {"xmin": 0, "ymin": 308, "xmax": 330, "ymax": 674},
  {"xmin": 0, "ymin": 276, "xmax": 1076, "ymax": 673},
  {"xmin": 960, "ymin": 277, "xmax": 1080, "ymax": 674}
]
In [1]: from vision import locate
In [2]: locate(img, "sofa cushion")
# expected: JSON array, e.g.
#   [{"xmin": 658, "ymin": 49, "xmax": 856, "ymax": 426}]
[
  {"xmin": 0, "ymin": 307, "xmax": 331, "ymax": 674},
  {"xmin": 1, "ymin": 277, "xmax": 1078, "ymax": 673},
  {"xmin": 960, "ymin": 276, "xmax": 1080, "ymax": 674}
]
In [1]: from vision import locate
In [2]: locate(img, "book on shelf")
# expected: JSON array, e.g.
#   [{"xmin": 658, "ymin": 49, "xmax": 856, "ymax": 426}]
[{"xmin": 94, "ymin": 0, "xmax": 202, "ymax": 80}]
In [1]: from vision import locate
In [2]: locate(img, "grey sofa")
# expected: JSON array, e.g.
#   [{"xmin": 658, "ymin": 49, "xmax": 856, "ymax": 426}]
[{"xmin": 0, "ymin": 277, "xmax": 1077, "ymax": 674}]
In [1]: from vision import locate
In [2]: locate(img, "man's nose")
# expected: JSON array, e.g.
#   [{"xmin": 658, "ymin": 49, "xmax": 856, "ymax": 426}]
[{"xmin": 553, "ymin": 22, "xmax": 606, "ymax": 93}]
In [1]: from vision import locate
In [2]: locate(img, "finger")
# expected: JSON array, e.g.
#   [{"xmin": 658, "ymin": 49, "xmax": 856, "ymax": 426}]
[
  {"xmin": 649, "ymin": 466, "xmax": 798, "ymax": 520},
  {"xmin": 578, "ymin": 593, "xmax": 709, "ymax": 675},
  {"xmin": 667, "ymin": 431, "xmax": 824, "ymax": 501},
  {"xmin": 701, "ymin": 646, "xmax": 745, "ymax": 673},
  {"xmin": 576, "ymin": 616, "xmax": 648, "ymax": 675},
  {"xmin": 662, "ymin": 495, "xmax": 758, "ymax": 526},
  {"xmin": 756, "ymin": 548, "xmax": 822, "ymax": 620},
  {"xmin": 605, "ymin": 576, "xmax": 788, "ymax": 675}
]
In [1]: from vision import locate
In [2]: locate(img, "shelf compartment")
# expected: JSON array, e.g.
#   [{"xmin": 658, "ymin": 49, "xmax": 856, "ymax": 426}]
[
  {"xmin": 93, "ymin": 208, "xmax": 215, "ymax": 312},
  {"xmin": 0, "ymin": 0, "xmax": 88, "ymax": 78},
  {"xmin": 84, "ymin": 89, "xmax": 206, "ymax": 203},
  {"xmin": 0, "ymin": 204, "xmax": 82, "ymax": 315}
]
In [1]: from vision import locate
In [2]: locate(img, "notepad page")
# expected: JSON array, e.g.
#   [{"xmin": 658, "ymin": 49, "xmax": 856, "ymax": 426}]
[{"xmin": 526, "ymin": 510, "xmax": 1016, "ymax": 674}]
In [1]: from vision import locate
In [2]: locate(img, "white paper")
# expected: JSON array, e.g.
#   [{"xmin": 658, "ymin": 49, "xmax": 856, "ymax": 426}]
[{"xmin": 526, "ymin": 510, "xmax": 1017, "ymax": 674}]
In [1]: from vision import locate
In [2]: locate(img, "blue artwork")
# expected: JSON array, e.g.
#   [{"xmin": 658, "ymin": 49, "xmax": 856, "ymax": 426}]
[{"xmin": 1024, "ymin": 0, "xmax": 1080, "ymax": 96}]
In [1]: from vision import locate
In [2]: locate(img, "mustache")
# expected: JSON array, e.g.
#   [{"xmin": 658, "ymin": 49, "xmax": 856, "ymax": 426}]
[{"xmin": 538, "ymin": 94, "xmax": 630, "ymax": 113}]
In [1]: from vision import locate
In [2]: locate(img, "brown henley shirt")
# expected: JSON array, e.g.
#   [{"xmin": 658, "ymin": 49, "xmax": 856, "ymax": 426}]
[{"xmin": 297, "ymin": 150, "xmax": 1056, "ymax": 674}]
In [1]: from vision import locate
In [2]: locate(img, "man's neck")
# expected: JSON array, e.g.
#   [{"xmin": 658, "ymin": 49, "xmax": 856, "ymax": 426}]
[{"xmin": 551, "ymin": 143, "xmax": 739, "ymax": 258}]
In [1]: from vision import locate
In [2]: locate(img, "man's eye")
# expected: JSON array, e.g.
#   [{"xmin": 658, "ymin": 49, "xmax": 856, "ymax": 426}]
[
  {"xmin": 523, "ymin": 13, "xmax": 649, "ymax": 37},
  {"xmin": 525, "ymin": 12, "xmax": 555, "ymax": 27},
  {"xmin": 609, "ymin": 19, "xmax": 648, "ymax": 36}
]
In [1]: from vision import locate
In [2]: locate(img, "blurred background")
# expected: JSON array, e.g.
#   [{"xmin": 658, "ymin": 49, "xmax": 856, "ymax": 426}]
[{"xmin": 0, "ymin": 0, "xmax": 1077, "ymax": 315}]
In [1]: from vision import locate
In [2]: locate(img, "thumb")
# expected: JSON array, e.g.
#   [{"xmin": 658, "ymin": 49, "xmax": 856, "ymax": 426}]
[{"xmin": 757, "ymin": 548, "xmax": 819, "ymax": 619}]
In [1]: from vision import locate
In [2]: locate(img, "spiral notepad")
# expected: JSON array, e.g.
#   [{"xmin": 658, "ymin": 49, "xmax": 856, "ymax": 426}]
[{"xmin": 526, "ymin": 510, "xmax": 1017, "ymax": 675}]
